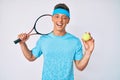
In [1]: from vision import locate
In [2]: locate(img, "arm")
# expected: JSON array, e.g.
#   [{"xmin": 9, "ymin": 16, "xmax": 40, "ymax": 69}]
[
  {"xmin": 75, "ymin": 34, "xmax": 95, "ymax": 71},
  {"xmin": 74, "ymin": 51, "xmax": 92, "ymax": 71},
  {"xmin": 18, "ymin": 33, "xmax": 36, "ymax": 61}
]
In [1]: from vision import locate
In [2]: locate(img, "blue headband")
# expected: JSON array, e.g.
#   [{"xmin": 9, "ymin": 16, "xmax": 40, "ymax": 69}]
[{"xmin": 52, "ymin": 8, "xmax": 70, "ymax": 18}]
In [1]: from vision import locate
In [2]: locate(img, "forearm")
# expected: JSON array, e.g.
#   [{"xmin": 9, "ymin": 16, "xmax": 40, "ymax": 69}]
[
  {"xmin": 20, "ymin": 43, "xmax": 36, "ymax": 61},
  {"xmin": 75, "ymin": 51, "xmax": 92, "ymax": 71}
]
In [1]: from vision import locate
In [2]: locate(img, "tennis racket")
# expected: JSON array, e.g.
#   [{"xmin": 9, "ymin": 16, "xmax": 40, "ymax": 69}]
[{"xmin": 14, "ymin": 14, "xmax": 53, "ymax": 44}]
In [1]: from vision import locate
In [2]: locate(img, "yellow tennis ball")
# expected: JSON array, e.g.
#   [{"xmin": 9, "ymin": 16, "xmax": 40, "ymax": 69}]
[{"xmin": 82, "ymin": 32, "xmax": 91, "ymax": 41}]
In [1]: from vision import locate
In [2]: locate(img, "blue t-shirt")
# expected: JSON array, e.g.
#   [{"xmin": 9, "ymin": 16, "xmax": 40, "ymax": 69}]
[{"xmin": 32, "ymin": 32, "xmax": 83, "ymax": 80}]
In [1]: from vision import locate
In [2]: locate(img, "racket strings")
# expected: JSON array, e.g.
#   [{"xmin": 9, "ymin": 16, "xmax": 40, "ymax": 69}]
[{"xmin": 35, "ymin": 14, "xmax": 53, "ymax": 35}]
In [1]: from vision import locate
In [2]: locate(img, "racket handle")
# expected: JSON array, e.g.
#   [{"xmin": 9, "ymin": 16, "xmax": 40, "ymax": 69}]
[{"xmin": 14, "ymin": 38, "xmax": 21, "ymax": 44}]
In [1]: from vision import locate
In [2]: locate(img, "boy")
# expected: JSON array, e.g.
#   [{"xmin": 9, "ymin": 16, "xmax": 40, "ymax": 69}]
[{"xmin": 18, "ymin": 3, "xmax": 95, "ymax": 80}]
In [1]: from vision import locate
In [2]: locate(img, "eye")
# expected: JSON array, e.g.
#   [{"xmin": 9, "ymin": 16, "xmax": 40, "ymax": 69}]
[
  {"xmin": 63, "ymin": 17, "xmax": 67, "ymax": 19},
  {"xmin": 54, "ymin": 15, "xmax": 59, "ymax": 18},
  {"xmin": 62, "ymin": 16, "xmax": 68, "ymax": 20}
]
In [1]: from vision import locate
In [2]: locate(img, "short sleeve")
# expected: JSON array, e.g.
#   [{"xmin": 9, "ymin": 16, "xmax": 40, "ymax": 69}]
[
  {"xmin": 31, "ymin": 37, "xmax": 42, "ymax": 58},
  {"xmin": 74, "ymin": 39, "xmax": 83, "ymax": 60}
]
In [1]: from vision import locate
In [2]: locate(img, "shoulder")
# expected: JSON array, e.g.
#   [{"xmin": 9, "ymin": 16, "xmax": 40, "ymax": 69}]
[
  {"xmin": 37, "ymin": 33, "xmax": 53, "ymax": 43},
  {"xmin": 39, "ymin": 33, "xmax": 51, "ymax": 39},
  {"xmin": 68, "ymin": 33, "xmax": 82, "ymax": 45},
  {"xmin": 66, "ymin": 33, "xmax": 83, "ymax": 49},
  {"xmin": 67, "ymin": 33, "xmax": 80, "ymax": 41}
]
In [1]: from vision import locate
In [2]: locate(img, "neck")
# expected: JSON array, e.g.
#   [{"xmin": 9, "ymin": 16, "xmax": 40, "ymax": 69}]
[{"xmin": 53, "ymin": 30, "xmax": 66, "ymax": 36}]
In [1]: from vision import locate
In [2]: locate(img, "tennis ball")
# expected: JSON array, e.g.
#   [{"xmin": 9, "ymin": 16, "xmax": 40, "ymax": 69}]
[{"xmin": 82, "ymin": 32, "xmax": 91, "ymax": 41}]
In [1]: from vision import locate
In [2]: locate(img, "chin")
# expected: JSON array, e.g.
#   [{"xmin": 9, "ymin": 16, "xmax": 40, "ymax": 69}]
[{"xmin": 57, "ymin": 29, "xmax": 65, "ymax": 32}]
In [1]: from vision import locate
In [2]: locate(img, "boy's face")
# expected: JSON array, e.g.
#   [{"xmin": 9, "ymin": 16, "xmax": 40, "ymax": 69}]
[{"xmin": 52, "ymin": 14, "xmax": 70, "ymax": 32}]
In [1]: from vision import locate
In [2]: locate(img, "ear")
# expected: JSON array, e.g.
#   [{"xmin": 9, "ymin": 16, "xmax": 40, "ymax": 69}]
[{"xmin": 67, "ymin": 19, "xmax": 70, "ymax": 24}]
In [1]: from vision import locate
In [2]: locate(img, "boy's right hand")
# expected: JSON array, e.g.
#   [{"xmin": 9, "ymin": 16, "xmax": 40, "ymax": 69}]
[{"xmin": 18, "ymin": 33, "xmax": 30, "ymax": 44}]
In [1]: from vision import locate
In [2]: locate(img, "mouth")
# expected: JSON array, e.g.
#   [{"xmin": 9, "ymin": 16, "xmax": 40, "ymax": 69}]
[{"xmin": 56, "ymin": 22, "xmax": 63, "ymax": 28}]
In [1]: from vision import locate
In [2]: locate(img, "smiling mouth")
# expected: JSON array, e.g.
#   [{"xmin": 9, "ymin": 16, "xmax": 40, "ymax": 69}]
[{"xmin": 56, "ymin": 23, "xmax": 63, "ymax": 27}]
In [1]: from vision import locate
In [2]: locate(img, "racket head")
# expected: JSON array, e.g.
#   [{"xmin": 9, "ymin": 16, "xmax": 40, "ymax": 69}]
[
  {"xmin": 13, "ymin": 14, "xmax": 53, "ymax": 44},
  {"xmin": 33, "ymin": 14, "xmax": 53, "ymax": 35}
]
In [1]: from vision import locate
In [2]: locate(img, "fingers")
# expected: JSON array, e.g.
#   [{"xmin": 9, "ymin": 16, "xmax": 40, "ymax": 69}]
[
  {"xmin": 81, "ymin": 32, "xmax": 95, "ymax": 52},
  {"xmin": 82, "ymin": 32, "xmax": 94, "ymax": 42},
  {"xmin": 18, "ymin": 33, "xmax": 30, "ymax": 43}
]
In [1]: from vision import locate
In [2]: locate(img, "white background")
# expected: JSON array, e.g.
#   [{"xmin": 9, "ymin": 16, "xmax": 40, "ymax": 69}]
[{"xmin": 0, "ymin": 0, "xmax": 120, "ymax": 80}]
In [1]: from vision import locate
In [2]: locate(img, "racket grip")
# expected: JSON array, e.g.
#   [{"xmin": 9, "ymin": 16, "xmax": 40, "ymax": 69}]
[{"xmin": 14, "ymin": 38, "xmax": 21, "ymax": 44}]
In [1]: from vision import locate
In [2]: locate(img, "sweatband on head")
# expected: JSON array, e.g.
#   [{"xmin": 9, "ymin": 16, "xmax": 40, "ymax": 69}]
[{"xmin": 52, "ymin": 8, "xmax": 70, "ymax": 18}]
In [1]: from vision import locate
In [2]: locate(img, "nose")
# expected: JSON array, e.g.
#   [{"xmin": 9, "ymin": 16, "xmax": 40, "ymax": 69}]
[{"xmin": 58, "ymin": 17, "xmax": 63, "ymax": 22}]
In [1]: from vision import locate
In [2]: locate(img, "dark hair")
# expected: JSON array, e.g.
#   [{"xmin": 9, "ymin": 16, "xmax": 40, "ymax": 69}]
[{"xmin": 54, "ymin": 3, "xmax": 70, "ymax": 13}]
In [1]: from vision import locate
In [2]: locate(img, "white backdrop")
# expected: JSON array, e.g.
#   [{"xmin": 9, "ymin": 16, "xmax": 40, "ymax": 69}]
[{"xmin": 0, "ymin": 0, "xmax": 120, "ymax": 80}]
